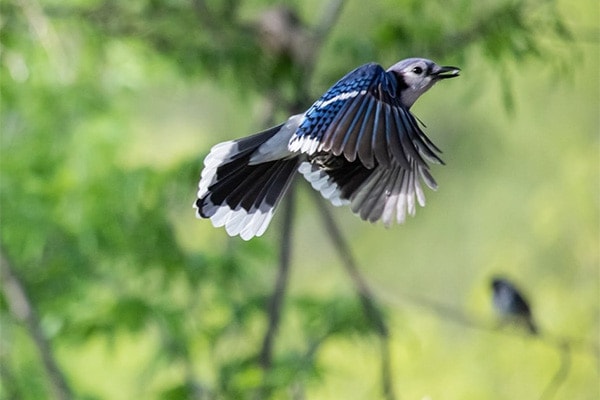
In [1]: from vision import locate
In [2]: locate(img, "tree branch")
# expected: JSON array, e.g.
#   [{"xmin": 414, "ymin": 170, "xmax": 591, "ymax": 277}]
[
  {"xmin": 539, "ymin": 341, "xmax": 571, "ymax": 400},
  {"xmin": 257, "ymin": 0, "xmax": 348, "ymax": 389},
  {"xmin": 259, "ymin": 182, "xmax": 296, "ymax": 371},
  {"xmin": 16, "ymin": 0, "xmax": 70, "ymax": 81},
  {"xmin": 0, "ymin": 248, "xmax": 73, "ymax": 400},
  {"xmin": 309, "ymin": 187, "xmax": 396, "ymax": 400}
]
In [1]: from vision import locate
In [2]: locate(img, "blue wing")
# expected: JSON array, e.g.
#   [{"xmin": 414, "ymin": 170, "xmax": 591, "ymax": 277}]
[
  {"xmin": 289, "ymin": 63, "xmax": 381, "ymax": 156},
  {"xmin": 289, "ymin": 63, "xmax": 443, "ymax": 170}
]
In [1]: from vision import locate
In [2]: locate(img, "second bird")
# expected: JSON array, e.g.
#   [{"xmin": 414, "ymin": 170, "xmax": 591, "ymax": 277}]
[
  {"xmin": 194, "ymin": 58, "xmax": 461, "ymax": 240},
  {"xmin": 491, "ymin": 277, "xmax": 538, "ymax": 335}
]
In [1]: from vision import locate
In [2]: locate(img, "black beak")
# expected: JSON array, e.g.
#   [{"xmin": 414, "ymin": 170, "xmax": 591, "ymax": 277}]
[{"xmin": 433, "ymin": 65, "xmax": 461, "ymax": 80}]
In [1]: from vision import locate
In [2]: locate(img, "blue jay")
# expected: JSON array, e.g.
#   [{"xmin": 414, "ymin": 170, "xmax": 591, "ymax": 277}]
[
  {"xmin": 491, "ymin": 277, "xmax": 538, "ymax": 335},
  {"xmin": 194, "ymin": 58, "xmax": 460, "ymax": 240}
]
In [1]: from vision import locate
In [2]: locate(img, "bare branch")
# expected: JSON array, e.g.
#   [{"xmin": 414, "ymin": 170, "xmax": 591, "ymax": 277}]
[
  {"xmin": 309, "ymin": 187, "xmax": 396, "ymax": 400},
  {"xmin": 0, "ymin": 248, "xmax": 73, "ymax": 400},
  {"xmin": 255, "ymin": 2, "xmax": 396, "ymax": 398},
  {"xmin": 539, "ymin": 342, "xmax": 571, "ymax": 400},
  {"xmin": 257, "ymin": 0, "xmax": 348, "ymax": 383},
  {"xmin": 259, "ymin": 182, "xmax": 296, "ymax": 370},
  {"xmin": 15, "ymin": 0, "xmax": 71, "ymax": 82}
]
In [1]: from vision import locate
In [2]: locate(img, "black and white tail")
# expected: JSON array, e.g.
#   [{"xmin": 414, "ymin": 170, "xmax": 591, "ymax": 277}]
[
  {"xmin": 194, "ymin": 124, "xmax": 301, "ymax": 240},
  {"xmin": 195, "ymin": 113, "xmax": 439, "ymax": 239}
]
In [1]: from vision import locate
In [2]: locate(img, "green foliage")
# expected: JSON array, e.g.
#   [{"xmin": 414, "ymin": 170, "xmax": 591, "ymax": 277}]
[{"xmin": 1, "ymin": 0, "xmax": 598, "ymax": 399}]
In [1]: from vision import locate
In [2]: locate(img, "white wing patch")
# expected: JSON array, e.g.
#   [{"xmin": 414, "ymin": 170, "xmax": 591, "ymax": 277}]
[
  {"xmin": 314, "ymin": 89, "xmax": 367, "ymax": 109},
  {"xmin": 288, "ymin": 90, "xmax": 367, "ymax": 155},
  {"xmin": 298, "ymin": 162, "xmax": 350, "ymax": 207},
  {"xmin": 288, "ymin": 136, "xmax": 323, "ymax": 155}
]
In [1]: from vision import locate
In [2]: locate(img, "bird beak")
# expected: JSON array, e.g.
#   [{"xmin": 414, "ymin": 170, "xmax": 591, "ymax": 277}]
[{"xmin": 433, "ymin": 66, "xmax": 461, "ymax": 80}]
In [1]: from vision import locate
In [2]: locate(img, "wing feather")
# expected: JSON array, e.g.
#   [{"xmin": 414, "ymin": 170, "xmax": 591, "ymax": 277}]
[
  {"xmin": 340, "ymin": 93, "xmax": 373, "ymax": 162},
  {"xmin": 292, "ymin": 62, "xmax": 442, "ymax": 174},
  {"xmin": 356, "ymin": 97, "xmax": 377, "ymax": 168},
  {"xmin": 371, "ymin": 102, "xmax": 391, "ymax": 168}
]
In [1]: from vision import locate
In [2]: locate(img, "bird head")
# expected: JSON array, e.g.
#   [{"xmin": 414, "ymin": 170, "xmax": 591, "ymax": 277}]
[
  {"xmin": 491, "ymin": 277, "xmax": 505, "ymax": 291},
  {"xmin": 387, "ymin": 58, "xmax": 460, "ymax": 108}
]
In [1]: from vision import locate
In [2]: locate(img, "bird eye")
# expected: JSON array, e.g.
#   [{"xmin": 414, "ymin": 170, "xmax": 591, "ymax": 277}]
[{"xmin": 412, "ymin": 66, "xmax": 423, "ymax": 75}]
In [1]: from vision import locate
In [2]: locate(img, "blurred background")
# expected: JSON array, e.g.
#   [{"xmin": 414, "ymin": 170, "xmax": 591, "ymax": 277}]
[{"xmin": 1, "ymin": 0, "xmax": 598, "ymax": 399}]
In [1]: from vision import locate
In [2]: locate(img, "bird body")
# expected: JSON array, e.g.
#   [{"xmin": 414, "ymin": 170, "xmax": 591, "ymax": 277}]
[
  {"xmin": 194, "ymin": 58, "xmax": 460, "ymax": 240},
  {"xmin": 492, "ymin": 277, "xmax": 538, "ymax": 335}
]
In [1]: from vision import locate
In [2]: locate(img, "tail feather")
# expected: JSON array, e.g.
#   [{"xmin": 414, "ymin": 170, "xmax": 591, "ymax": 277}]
[
  {"xmin": 195, "ymin": 124, "xmax": 301, "ymax": 240},
  {"xmin": 525, "ymin": 317, "xmax": 538, "ymax": 335},
  {"xmin": 197, "ymin": 124, "xmax": 285, "ymax": 200}
]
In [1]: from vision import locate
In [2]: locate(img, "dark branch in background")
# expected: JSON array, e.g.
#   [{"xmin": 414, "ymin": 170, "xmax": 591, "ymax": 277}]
[
  {"xmin": 255, "ymin": 1, "xmax": 396, "ymax": 397},
  {"xmin": 0, "ymin": 248, "xmax": 73, "ymax": 400},
  {"xmin": 0, "ymin": 359, "xmax": 20, "ymax": 399},
  {"xmin": 310, "ymin": 190, "xmax": 387, "ymax": 337},
  {"xmin": 539, "ymin": 341, "xmax": 571, "ymax": 400},
  {"xmin": 259, "ymin": 183, "xmax": 296, "ymax": 371},
  {"xmin": 310, "ymin": 188, "xmax": 396, "ymax": 400},
  {"xmin": 256, "ymin": 0, "xmax": 354, "ymax": 391}
]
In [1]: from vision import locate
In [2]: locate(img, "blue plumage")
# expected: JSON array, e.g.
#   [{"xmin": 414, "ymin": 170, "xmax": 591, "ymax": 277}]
[
  {"xmin": 195, "ymin": 58, "xmax": 460, "ymax": 239},
  {"xmin": 290, "ymin": 63, "xmax": 383, "ymax": 153},
  {"xmin": 492, "ymin": 277, "xmax": 538, "ymax": 335},
  {"xmin": 289, "ymin": 62, "xmax": 443, "ymax": 171}
]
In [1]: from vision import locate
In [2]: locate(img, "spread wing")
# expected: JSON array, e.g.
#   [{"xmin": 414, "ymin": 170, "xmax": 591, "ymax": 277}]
[{"xmin": 289, "ymin": 63, "xmax": 443, "ymax": 170}]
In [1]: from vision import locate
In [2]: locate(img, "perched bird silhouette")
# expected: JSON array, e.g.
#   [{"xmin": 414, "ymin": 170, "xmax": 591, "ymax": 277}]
[
  {"xmin": 194, "ymin": 58, "xmax": 460, "ymax": 240},
  {"xmin": 491, "ymin": 277, "xmax": 538, "ymax": 335}
]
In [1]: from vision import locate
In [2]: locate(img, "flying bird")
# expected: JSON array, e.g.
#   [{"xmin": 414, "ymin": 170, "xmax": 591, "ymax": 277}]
[
  {"xmin": 194, "ymin": 58, "xmax": 460, "ymax": 240},
  {"xmin": 491, "ymin": 277, "xmax": 538, "ymax": 335}
]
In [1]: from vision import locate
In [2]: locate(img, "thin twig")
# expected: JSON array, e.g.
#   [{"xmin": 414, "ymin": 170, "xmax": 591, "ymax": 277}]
[
  {"xmin": 539, "ymin": 341, "xmax": 571, "ymax": 400},
  {"xmin": 309, "ymin": 187, "xmax": 396, "ymax": 400},
  {"xmin": 380, "ymin": 336, "xmax": 395, "ymax": 400},
  {"xmin": 311, "ymin": 192, "xmax": 387, "ymax": 336},
  {"xmin": 387, "ymin": 290, "xmax": 488, "ymax": 330},
  {"xmin": 0, "ymin": 248, "xmax": 73, "ymax": 400}
]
